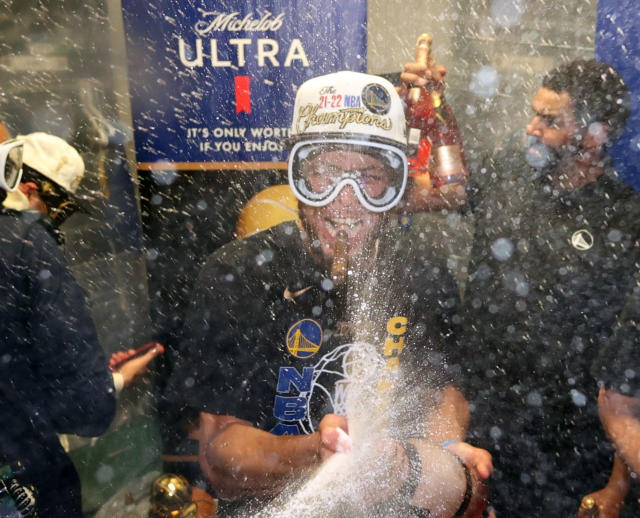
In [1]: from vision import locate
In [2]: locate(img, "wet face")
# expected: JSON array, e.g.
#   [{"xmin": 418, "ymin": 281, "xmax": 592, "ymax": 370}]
[
  {"xmin": 525, "ymin": 88, "xmax": 578, "ymax": 170},
  {"xmin": 298, "ymin": 150, "xmax": 387, "ymax": 269},
  {"xmin": 19, "ymin": 181, "xmax": 48, "ymax": 214}
]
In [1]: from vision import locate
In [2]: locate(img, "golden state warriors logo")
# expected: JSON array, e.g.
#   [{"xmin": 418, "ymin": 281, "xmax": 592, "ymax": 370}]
[
  {"xmin": 362, "ymin": 83, "xmax": 391, "ymax": 115},
  {"xmin": 286, "ymin": 319, "xmax": 323, "ymax": 359}
]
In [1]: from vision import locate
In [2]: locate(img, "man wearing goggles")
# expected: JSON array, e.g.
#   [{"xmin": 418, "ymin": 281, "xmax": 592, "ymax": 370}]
[
  {"xmin": 166, "ymin": 71, "xmax": 491, "ymax": 518},
  {"xmin": 0, "ymin": 138, "xmax": 116, "ymax": 516},
  {"xmin": 285, "ymin": 73, "xmax": 411, "ymax": 279}
]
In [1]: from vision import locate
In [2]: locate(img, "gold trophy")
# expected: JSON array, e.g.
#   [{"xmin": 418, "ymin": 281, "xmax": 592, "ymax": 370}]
[{"xmin": 148, "ymin": 474, "xmax": 198, "ymax": 518}]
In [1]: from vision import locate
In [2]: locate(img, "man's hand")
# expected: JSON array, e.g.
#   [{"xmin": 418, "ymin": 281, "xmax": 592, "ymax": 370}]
[
  {"xmin": 445, "ymin": 441, "xmax": 494, "ymax": 480},
  {"xmin": 111, "ymin": 343, "xmax": 164, "ymax": 388},
  {"xmin": 398, "ymin": 61, "xmax": 447, "ymax": 97},
  {"xmin": 441, "ymin": 442, "xmax": 494, "ymax": 518},
  {"xmin": 578, "ymin": 487, "xmax": 624, "ymax": 518},
  {"xmin": 318, "ymin": 414, "xmax": 350, "ymax": 460}
]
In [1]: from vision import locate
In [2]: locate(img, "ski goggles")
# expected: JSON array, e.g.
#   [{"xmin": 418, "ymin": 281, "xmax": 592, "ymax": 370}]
[
  {"xmin": 0, "ymin": 139, "xmax": 24, "ymax": 192},
  {"xmin": 288, "ymin": 139, "xmax": 408, "ymax": 212}
]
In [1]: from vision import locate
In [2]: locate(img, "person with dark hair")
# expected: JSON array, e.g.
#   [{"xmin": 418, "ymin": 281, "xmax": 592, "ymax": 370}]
[
  {"xmin": 540, "ymin": 59, "xmax": 631, "ymax": 143},
  {"xmin": 470, "ymin": 59, "xmax": 639, "ymax": 516},
  {"xmin": 404, "ymin": 58, "xmax": 640, "ymax": 516}
]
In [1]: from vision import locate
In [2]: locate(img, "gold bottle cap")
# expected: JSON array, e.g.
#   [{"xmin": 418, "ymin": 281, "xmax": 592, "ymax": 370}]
[{"xmin": 414, "ymin": 33, "xmax": 434, "ymax": 68}]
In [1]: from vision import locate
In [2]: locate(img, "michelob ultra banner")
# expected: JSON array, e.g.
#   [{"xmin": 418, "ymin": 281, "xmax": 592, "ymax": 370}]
[{"xmin": 121, "ymin": 0, "xmax": 367, "ymax": 169}]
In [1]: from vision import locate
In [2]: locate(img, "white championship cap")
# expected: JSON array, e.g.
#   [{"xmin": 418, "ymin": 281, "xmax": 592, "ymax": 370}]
[
  {"xmin": 287, "ymin": 71, "xmax": 409, "ymax": 212},
  {"xmin": 17, "ymin": 132, "xmax": 85, "ymax": 193},
  {"xmin": 289, "ymin": 71, "xmax": 407, "ymax": 149}
]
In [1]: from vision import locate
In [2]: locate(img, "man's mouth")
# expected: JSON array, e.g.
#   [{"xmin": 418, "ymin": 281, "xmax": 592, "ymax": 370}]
[
  {"xmin": 525, "ymin": 136, "xmax": 558, "ymax": 170},
  {"xmin": 323, "ymin": 216, "xmax": 364, "ymax": 238}
]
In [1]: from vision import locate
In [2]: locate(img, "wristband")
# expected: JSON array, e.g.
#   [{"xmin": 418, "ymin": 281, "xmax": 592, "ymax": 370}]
[
  {"xmin": 409, "ymin": 505, "xmax": 432, "ymax": 517},
  {"xmin": 451, "ymin": 456, "xmax": 473, "ymax": 518},
  {"xmin": 440, "ymin": 440, "xmax": 460, "ymax": 448},
  {"xmin": 112, "ymin": 372, "xmax": 124, "ymax": 395},
  {"xmin": 397, "ymin": 441, "xmax": 422, "ymax": 501}
]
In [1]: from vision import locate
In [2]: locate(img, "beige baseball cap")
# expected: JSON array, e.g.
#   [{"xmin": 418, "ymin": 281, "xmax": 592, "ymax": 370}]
[{"xmin": 17, "ymin": 132, "xmax": 85, "ymax": 193}]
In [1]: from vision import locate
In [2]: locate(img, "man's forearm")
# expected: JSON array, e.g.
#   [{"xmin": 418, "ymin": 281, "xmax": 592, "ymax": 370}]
[
  {"xmin": 200, "ymin": 421, "xmax": 321, "ymax": 500},
  {"xmin": 605, "ymin": 414, "xmax": 640, "ymax": 474},
  {"xmin": 429, "ymin": 385, "xmax": 470, "ymax": 443},
  {"xmin": 607, "ymin": 453, "xmax": 631, "ymax": 498}
]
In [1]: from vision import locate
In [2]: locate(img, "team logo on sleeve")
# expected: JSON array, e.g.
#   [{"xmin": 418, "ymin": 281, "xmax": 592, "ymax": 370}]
[{"xmin": 286, "ymin": 319, "xmax": 323, "ymax": 358}]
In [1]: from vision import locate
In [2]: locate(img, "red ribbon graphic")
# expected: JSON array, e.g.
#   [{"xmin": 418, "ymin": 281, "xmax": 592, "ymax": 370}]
[
  {"xmin": 408, "ymin": 138, "xmax": 432, "ymax": 177},
  {"xmin": 235, "ymin": 76, "xmax": 251, "ymax": 114}
]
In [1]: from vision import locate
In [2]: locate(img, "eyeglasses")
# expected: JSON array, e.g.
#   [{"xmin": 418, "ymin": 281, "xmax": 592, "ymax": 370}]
[
  {"xmin": 288, "ymin": 139, "xmax": 408, "ymax": 212},
  {"xmin": 0, "ymin": 139, "xmax": 24, "ymax": 192}
]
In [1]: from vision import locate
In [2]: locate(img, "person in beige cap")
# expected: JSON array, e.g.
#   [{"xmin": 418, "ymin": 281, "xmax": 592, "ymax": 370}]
[
  {"xmin": 3, "ymin": 132, "xmax": 85, "ymax": 224},
  {"xmin": 0, "ymin": 137, "xmax": 114, "ymax": 518},
  {"xmin": 4, "ymin": 131, "xmax": 164, "ymax": 384},
  {"xmin": 0, "ymin": 132, "xmax": 163, "ymax": 516}
]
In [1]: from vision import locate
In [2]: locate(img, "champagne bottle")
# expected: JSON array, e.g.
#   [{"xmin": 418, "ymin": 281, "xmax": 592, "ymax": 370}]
[{"xmin": 405, "ymin": 34, "xmax": 468, "ymax": 187}]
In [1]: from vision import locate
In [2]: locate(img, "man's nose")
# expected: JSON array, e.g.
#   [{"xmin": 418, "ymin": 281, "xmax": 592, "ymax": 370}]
[
  {"xmin": 331, "ymin": 183, "xmax": 360, "ymax": 209},
  {"xmin": 526, "ymin": 116, "xmax": 543, "ymax": 137}
]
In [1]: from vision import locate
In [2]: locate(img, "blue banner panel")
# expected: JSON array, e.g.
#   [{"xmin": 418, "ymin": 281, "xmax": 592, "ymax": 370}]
[
  {"xmin": 121, "ymin": 0, "xmax": 367, "ymax": 169},
  {"xmin": 596, "ymin": 0, "xmax": 640, "ymax": 192}
]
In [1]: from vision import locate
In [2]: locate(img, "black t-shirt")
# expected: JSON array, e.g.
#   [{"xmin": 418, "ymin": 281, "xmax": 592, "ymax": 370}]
[
  {"xmin": 460, "ymin": 152, "xmax": 640, "ymax": 515},
  {"xmin": 165, "ymin": 222, "xmax": 462, "ymax": 504},
  {"xmin": 169, "ymin": 222, "xmax": 462, "ymax": 427}
]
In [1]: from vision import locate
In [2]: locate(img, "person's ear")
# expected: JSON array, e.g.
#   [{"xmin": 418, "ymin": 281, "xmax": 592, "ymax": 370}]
[
  {"xmin": 19, "ymin": 182, "xmax": 47, "ymax": 213},
  {"xmin": 583, "ymin": 121, "xmax": 609, "ymax": 149},
  {"xmin": 19, "ymin": 181, "xmax": 39, "ymax": 196}
]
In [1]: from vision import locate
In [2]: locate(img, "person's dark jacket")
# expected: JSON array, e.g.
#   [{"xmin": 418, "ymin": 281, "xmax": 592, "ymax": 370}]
[{"xmin": 0, "ymin": 208, "xmax": 116, "ymax": 517}]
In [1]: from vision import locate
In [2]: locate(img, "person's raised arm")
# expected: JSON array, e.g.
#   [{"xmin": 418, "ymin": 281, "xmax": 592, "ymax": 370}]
[{"xmin": 397, "ymin": 44, "xmax": 469, "ymax": 212}]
